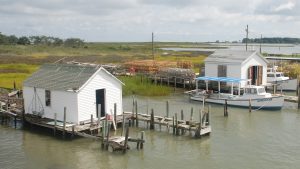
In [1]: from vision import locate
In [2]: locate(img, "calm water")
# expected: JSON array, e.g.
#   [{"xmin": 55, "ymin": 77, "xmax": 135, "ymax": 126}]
[
  {"xmin": 162, "ymin": 43, "xmax": 300, "ymax": 55},
  {"xmin": 1, "ymin": 94, "xmax": 300, "ymax": 169}
]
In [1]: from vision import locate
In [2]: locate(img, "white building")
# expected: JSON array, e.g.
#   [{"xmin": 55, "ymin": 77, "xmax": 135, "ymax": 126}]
[
  {"xmin": 23, "ymin": 64, "xmax": 124, "ymax": 124},
  {"xmin": 204, "ymin": 50, "xmax": 268, "ymax": 87}
]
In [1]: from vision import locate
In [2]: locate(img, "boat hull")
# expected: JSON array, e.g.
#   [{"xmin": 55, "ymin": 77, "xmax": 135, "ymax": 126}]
[{"xmin": 190, "ymin": 95, "xmax": 284, "ymax": 110}]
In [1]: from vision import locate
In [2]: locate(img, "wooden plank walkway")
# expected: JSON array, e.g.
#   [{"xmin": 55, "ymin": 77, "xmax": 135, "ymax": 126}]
[{"xmin": 284, "ymin": 95, "xmax": 298, "ymax": 103}]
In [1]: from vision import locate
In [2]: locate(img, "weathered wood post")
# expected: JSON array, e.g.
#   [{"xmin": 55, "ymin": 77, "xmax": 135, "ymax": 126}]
[
  {"xmin": 249, "ymin": 99, "xmax": 252, "ymax": 112},
  {"xmin": 166, "ymin": 100, "xmax": 169, "ymax": 118},
  {"xmin": 172, "ymin": 116, "xmax": 175, "ymax": 135},
  {"xmin": 123, "ymin": 126, "xmax": 129, "ymax": 153},
  {"xmin": 114, "ymin": 103, "xmax": 117, "ymax": 127},
  {"xmin": 174, "ymin": 77, "xmax": 177, "ymax": 91},
  {"xmin": 135, "ymin": 100, "xmax": 138, "ymax": 127},
  {"xmin": 208, "ymin": 105, "xmax": 211, "ymax": 125},
  {"xmin": 63, "ymin": 107, "xmax": 66, "ymax": 139},
  {"xmin": 190, "ymin": 107, "xmax": 194, "ymax": 123},
  {"xmin": 224, "ymin": 99, "xmax": 228, "ymax": 116},
  {"xmin": 132, "ymin": 96, "xmax": 135, "ymax": 126},
  {"xmin": 195, "ymin": 109, "xmax": 202, "ymax": 138},
  {"xmin": 106, "ymin": 121, "xmax": 110, "ymax": 150},
  {"xmin": 101, "ymin": 120, "xmax": 105, "ymax": 149},
  {"xmin": 181, "ymin": 110, "xmax": 184, "ymax": 120},
  {"xmin": 53, "ymin": 113, "xmax": 57, "ymax": 136},
  {"xmin": 175, "ymin": 113, "xmax": 179, "ymax": 136},
  {"xmin": 121, "ymin": 112, "xmax": 125, "ymax": 136},
  {"xmin": 14, "ymin": 116, "xmax": 17, "ymax": 129},
  {"xmin": 140, "ymin": 131, "xmax": 144, "ymax": 149},
  {"xmin": 71, "ymin": 125, "xmax": 75, "ymax": 139},
  {"xmin": 150, "ymin": 109, "xmax": 154, "ymax": 130}
]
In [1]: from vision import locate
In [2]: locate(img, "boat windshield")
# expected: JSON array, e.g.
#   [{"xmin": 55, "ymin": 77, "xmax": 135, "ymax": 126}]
[
  {"xmin": 244, "ymin": 88, "xmax": 257, "ymax": 94},
  {"xmin": 276, "ymin": 73, "xmax": 283, "ymax": 77},
  {"xmin": 267, "ymin": 74, "xmax": 274, "ymax": 77}
]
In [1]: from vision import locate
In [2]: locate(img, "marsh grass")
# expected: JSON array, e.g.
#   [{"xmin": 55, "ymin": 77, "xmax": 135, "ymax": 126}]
[
  {"xmin": 0, "ymin": 64, "xmax": 39, "ymax": 89},
  {"xmin": 119, "ymin": 76, "xmax": 172, "ymax": 96}
]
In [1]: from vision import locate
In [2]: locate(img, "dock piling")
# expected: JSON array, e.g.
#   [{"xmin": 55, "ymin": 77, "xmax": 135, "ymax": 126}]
[
  {"xmin": 135, "ymin": 100, "xmax": 138, "ymax": 127},
  {"xmin": 114, "ymin": 103, "xmax": 117, "ymax": 127},
  {"xmin": 166, "ymin": 100, "xmax": 169, "ymax": 118},
  {"xmin": 150, "ymin": 109, "xmax": 154, "ymax": 130},
  {"xmin": 63, "ymin": 107, "xmax": 66, "ymax": 139},
  {"xmin": 140, "ymin": 131, "xmax": 144, "ymax": 149},
  {"xmin": 249, "ymin": 99, "xmax": 252, "ymax": 112}
]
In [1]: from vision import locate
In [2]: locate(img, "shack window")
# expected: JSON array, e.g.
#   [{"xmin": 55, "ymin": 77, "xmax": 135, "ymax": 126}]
[
  {"xmin": 45, "ymin": 90, "xmax": 51, "ymax": 106},
  {"xmin": 218, "ymin": 65, "xmax": 227, "ymax": 77}
]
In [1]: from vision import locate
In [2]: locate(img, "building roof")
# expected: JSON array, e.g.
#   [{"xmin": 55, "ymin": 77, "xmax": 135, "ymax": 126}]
[
  {"xmin": 205, "ymin": 50, "xmax": 267, "ymax": 64},
  {"xmin": 23, "ymin": 63, "xmax": 123, "ymax": 92}
]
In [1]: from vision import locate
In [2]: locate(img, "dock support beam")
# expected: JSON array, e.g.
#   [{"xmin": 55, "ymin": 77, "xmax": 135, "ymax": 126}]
[{"xmin": 224, "ymin": 100, "xmax": 228, "ymax": 116}]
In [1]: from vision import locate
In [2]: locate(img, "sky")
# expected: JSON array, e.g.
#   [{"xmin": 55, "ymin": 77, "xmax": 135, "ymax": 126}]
[{"xmin": 0, "ymin": 0, "xmax": 299, "ymax": 42}]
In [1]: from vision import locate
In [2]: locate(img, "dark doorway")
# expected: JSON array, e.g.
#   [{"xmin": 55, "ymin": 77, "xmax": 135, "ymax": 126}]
[
  {"xmin": 96, "ymin": 89, "xmax": 105, "ymax": 117},
  {"xmin": 248, "ymin": 66, "xmax": 263, "ymax": 85}
]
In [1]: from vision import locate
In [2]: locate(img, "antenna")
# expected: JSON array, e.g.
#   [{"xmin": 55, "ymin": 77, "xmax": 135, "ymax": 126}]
[
  {"xmin": 152, "ymin": 32, "xmax": 154, "ymax": 60},
  {"xmin": 245, "ymin": 25, "xmax": 249, "ymax": 51},
  {"xmin": 260, "ymin": 34, "xmax": 262, "ymax": 53}
]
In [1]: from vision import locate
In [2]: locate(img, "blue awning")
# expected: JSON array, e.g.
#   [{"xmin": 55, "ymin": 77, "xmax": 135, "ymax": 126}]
[{"xmin": 196, "ymin": 76, "xmax": 249, "ymax": 83}]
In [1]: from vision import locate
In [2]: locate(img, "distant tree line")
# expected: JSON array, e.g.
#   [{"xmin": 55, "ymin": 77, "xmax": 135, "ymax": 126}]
[
  {"xmin": 0, "ymin": 32, "xmax": 85, "ymax": 48},
  {"xmin": 242, "ymin": 37, "xmax": 300, "ymax": 44}
]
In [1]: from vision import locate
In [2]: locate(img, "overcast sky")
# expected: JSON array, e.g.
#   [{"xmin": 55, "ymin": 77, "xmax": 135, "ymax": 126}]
[{"xmin": 0, "ymin": 0, "xmax": 299, "ymax": 42}]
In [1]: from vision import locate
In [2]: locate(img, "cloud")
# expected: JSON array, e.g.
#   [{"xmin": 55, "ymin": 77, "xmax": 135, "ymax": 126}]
[
  {"xmin": 273, "ymin": 1, "xmax": 295, "ymax": 12},
  {"xmin": 0, "ymin": 0, "xmax": 299, "ymax": 42}
]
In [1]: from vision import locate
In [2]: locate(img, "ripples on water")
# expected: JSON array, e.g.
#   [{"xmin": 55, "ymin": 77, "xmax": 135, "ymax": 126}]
[{"xmin": 1, "ymin": 94, "xmax": 300, "ymax": 169}]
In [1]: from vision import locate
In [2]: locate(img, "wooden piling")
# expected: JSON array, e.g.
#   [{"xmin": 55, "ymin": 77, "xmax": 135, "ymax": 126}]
[
  {"xmin": 14, "ymin": 116, "xmax": 17, "ymax": 129},
  {"xmin": 175, "ymin": 113, "xmax": 179, "ymax": 136},
  {"xmin": 190, "ymin": 107, "xmax": 194, "ymax": 123},
  {"xmin": 123, "ymin": 126, "xmax": 129, "ymax": 153},
  {"xmin": 181, "ymin": 110, "xmax": 184, "ymax": 120},
  {"xmin": 195, "ymin": 109, "xmax": 202, "ymax": 138},
  {"xmin": 121, "ymin": 112, "xmax": 125, "ymax": 136},
  {"xmin": 63, "ymin": 107, "xmax": 66, "ymax": 139},
  {"xmin": 106, "ymin": 121, "xmax": 110, "ymax": 150},
  {"xmin": 224, "ymin": 100, "xmax": 228, "ymax": 116},
  {"xmin": 132, "ymin": 96, "xmax": 135, "ymax": 126},
  {"xmin": 249, "ymin": 99, "xmax": 252, "ymax": 112},
  {"xmin": 174, "ymin": 77, "xmax": 177, "ymax": 91},
  {"xmin": 97, "ymin": 104, "xmax": 101, "ymax": 133},
  {"xmin": 150, "ymin": 109, "xmax": 154, "ymax": 130},
  {"xmin": 166, "ymin": 100, "xmax": 169, "ymax": 118},
  {"xmin": 135, "ymin": 100, "xmax": 138, "ymax": 127},
  {"xmin": 172, "ymin": 116, "xmax": 175, "ymax": 135},
  {"xmin": 114, "ymin": 103, "xmax": 117, "ymax": 127},
  {"xmin": 71, "ymin": 125, "xmax": 75, "ymax": 139},
  {"xmin": 140, "ymin": 131, "xmax": 144, "ymax": 149}
]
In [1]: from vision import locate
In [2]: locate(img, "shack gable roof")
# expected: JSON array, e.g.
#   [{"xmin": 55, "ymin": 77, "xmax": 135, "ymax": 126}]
[
  {"xmin": 205, "ymin": 50, "xmax": 267, "ymax": 64},
  {"xmin": 23, "ymin": 64, "xmax": 123, "ymax": 92}
]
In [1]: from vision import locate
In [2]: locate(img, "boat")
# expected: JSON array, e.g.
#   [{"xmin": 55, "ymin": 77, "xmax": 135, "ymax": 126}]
[
  {"xmin": 187, "ymin": 76, "xmax": 284, "ymax": 110},
  {"xmin": 267, "ymin": 66, "xmax": 289, "ymax": 83}
]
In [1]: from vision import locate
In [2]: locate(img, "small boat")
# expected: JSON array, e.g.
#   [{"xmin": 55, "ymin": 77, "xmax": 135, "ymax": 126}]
[
  {"xmin": 267, "ymin": 66, "xmax": 289, "ymax": 83},
  {"xmin": 187, "ymin": 76, "xmax": 284, "ymax": 110}
]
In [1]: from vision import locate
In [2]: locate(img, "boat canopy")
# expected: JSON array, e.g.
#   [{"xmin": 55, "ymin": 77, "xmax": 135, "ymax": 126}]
[{"xmin": 196, "ymin": 76, "xmax": 249, "ymax": 83}]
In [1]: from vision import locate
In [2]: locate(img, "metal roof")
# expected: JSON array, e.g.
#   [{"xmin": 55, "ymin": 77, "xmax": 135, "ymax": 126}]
[
  {"xmin": 196, "ymin": 76, "xmax": 249, "ymax": 83},
  {"xmin": 205, "ymin": 50, "xmax": 258, "ymax": 64},
  {"xmin": 24, "ymin": 64, "xmax": 102, "ymax": 91}
]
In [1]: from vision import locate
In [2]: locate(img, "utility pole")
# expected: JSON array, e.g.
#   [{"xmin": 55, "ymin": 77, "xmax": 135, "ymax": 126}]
[
  {"xmin": 260, "ymin": 34, "xmax": 262, "ymax": 53},
  {"xmin": 245, "ymin": 25, "xmax": 249, "ymax": 51},
  {"xmin": 152, "ymin": 32, "xmax": 154, "ymax": 60}
]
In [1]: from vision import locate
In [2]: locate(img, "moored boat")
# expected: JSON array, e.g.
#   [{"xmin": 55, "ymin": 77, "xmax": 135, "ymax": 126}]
[{"xmin": 187, "ymin": 76, "xmax": 284, "ymax": 110}]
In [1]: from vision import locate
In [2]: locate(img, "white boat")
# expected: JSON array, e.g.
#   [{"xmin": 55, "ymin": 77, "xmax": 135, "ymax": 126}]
[
  {"xmin": 267, "ymin": 66, "xmax": 289, "ymax": 83},
  {"xmin": 188, "ymin": 76, "xmax": 284, "ymax": 110}
]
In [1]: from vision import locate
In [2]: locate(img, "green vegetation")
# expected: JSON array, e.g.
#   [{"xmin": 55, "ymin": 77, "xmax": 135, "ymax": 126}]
[
  {"xmin": 119, "ymin": 76, "xmax": 172, "ymax": 96},
  {"xmin": 0, "ymin": 39, "xmax": 209, "ymax": 95},
  {"xmin": 0, "ymin": 64, "xmax": 39, "ymax": 89},
  {"xmin": 242, "ymin": 37, "xmax": 300, "ymax": 44}
]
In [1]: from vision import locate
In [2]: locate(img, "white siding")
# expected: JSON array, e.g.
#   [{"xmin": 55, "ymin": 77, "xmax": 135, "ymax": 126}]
[
  {"xmin": 77, "ymin": 69, "xmax": 122, "ymax": 123},
  {"xmin": 23, "ymin": 86, "xmax": 78, "ymax": 123},
  {"xmin": 205, "ymin": 63, "xmax": 218, "ymax": 77},
  {"xmin": 242, "ymin": 54, "xmax": 267, "ymax": 85}
]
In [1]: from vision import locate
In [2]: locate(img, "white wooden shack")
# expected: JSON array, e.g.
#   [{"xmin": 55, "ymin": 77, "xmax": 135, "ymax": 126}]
[
  {"xmin": 23, "ymin": 63, "xmax": 124, "ymax": 124},
  {"xmin": 205, "ymin": 50, "xmax": 268, "ymax": 87}
]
